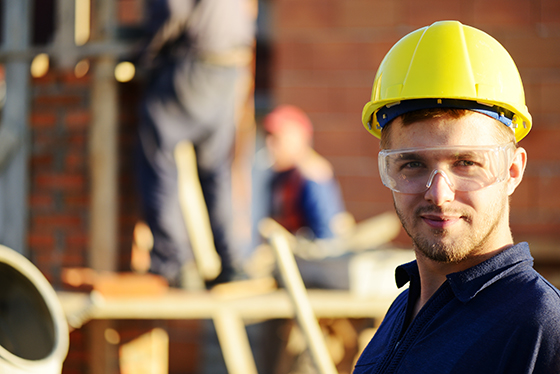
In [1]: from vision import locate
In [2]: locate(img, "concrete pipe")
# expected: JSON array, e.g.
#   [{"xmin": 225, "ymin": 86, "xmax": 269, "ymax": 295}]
[{"xmin": 0, "ymin": 245, "xmax": 69, "ymax": 373}]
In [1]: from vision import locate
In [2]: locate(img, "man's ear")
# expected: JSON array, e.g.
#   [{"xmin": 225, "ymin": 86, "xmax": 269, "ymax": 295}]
[{"xmin": 507, "ymin": 147, "xmax": 527, "ymax": 196}]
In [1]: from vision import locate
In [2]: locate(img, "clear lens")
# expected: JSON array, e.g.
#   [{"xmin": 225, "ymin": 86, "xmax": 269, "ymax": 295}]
[{"xmin": 378, "ymin": 143, "xmax": 515, "ymax": 193}]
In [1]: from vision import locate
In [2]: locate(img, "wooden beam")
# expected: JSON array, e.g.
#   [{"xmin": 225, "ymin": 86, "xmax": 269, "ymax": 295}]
[
  {"xmin": 175, "ymin": 141, "xmax": 222, "ymax": 281},
  {"xmin": 87, "ymin": 1, "xmax": 118, "ymax": 373},
  {"xmin": 269, "ymin": 231, "xmax": 339, "ymax": 374},
  {"xmin": 58, "ymin": 289, "xmax": 392, "ymax": 327},
  {"xmin": 89, "ymin": 54, "xmax": 118, "ymax": 272},
  {"xmin": 213, "ymin": 309, "xmax": 258, "ymax": 374}
]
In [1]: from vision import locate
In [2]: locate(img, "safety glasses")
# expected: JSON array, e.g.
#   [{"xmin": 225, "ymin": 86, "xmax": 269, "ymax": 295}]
[{"xmin": 378, "ymin": 142, "xmax": 516, "ymax": 194}]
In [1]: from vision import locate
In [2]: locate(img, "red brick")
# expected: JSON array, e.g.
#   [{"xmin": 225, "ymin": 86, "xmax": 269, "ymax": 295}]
[
  {"xmin": 34, "ymin": 173, "xmax": 85, "ymax": 190},
  {"xmin": 31, "ymin": 133, "xmax": 53, "ymax": 148},
  {"xmin": 540, "ymin": 0, "xmax": 560, "ymax": 23},
  {"xmin": 61, "ymin": 69, "xmax": 91, "ymax": 86},
  {"xmin": 338, "ymin": 175, "xmax": 389, "ymax": 204},
  {"xmin": 65, "ymin": 152, "xmax": 86, "ymax": 170},
  {"xmin": 32, "ymin": 71, "xmax": 57, "ymax": 85},
  {"xmin": 275, "ymin": 86, "xmax": 332, "ymax": 113},
  {"xmin": 66, "ymin": 134, "xmax": 87, "ymax": 146},
  {"xmin": 340, "ymin": 0, "xmax": 399, "ymax": 28},
  {"xmin": 66, "ymin": 233, "xmax": 88, "ymax": 247},
  {"xmin": 539, "ymin": 82, "xmax": 560, "ymax": 114},
  {"xmin": 30, "ymin": 111, "xmax": 57, "ymax": 128},
  {"xmin": 316, "ymin": 42, "xmax": 380, "ymax": 70},
  {"xmin": 64, "ymin": 195, "xmax": 89, "ymax": 208},
  {"xmin": 65, "ymin": 110, "xmax": 91, "ymax": 129},
  {"xmin": 30, "ymin": 154, "xmax": 54, "ymax": 169},
  {"xmin": 275, "ymin": 41, "xmax": 391, "ymax": 73},
  {"xmin": 503, "ymin": 36, "xmax": 560, "ymax": 69},
  {"xmin": 62, "ymin": 250, "xmax": 87, "ymax": 263},
  {"xmin": 32, "ymin": 214, "xmax": 83, "ymax": 228},
  {"xmin": 510, "ymin": 173, "xmax": 538, "ymax": 210},
  {"xmin": 34, "ymin": 95, "xmax": 83, "ymax": 107},
  {"xmin": 314, "ymin": 128, "xmax": 380, "ymax": 157},
  {"xmin": 402, "ymin": 0, "xmax": 466, "ymax": 29},
  {"xmin": 473, "ymin": 0, "xmax": 534, "ymax": 27},
  {"xmin": 28, "ymin": 193, "xmax": 54, "ymax": 208},
  {"xmin": 274, "ymin": 0, "xmax": 338, "ymax": 30},
  {"xmin": 329, "ymin": 156, "xmax": 377, "ymax": 178},
  {"xmin": 308, "ymin": 112, "xmax": 365, "ymax": 132},
  {"xmin": 118, "ymin": 0, "xmax": 144, "ymax": 25},
  {"xmin": 522, "ymin": 129, "xmax": 560, "ymax": 161},
  {"xmin": 28, "ymin": 233, "xmax": 55, "ymax": 247},
  {"xmin": 511, "ymin": 217, "xmax": 560, "ymax": 237},
  {"xmin": 523, "ymin": 80, "xmax": 541, "ymax": 115},
  {"xmin": 536, "ymin": 175, "xmax": 560, "ymax": 210},
  {"xmin": 274, "ymin": 42, "xmax": 317, "ymax": 70}
]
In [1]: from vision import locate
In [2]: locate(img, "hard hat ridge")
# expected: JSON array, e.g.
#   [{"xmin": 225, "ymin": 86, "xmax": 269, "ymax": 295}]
[{"xmin": 374, "ymin": 98, "xmax": 517, "ymax": 133}]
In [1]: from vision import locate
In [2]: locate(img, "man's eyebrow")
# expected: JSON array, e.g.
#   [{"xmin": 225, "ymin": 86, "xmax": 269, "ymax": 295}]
[
  {"xmin": 394, "ymin": 152, "xmax": 424, "ymax": 161},
  {"xmin": 451, "ymin": 150, "xmax": 483, "ymax": 159}
]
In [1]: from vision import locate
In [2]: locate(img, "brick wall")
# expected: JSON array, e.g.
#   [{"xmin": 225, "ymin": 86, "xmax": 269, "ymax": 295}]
[
  {"xmin": 29, "ymin": 68, "xmax": 90, "ymax": 374},
  {"xmin": 269, "ymin": 0, "xmax": 560, "ymax": 263},
  {"xmin": 29, "ymin": 69, "xmax": 91, "ymax": 285},
  {"xmin": 29, "ymin": 66, "xmax": 145, "ymax": 373},
  {"xmin": 29, "ymin": 69, "xmax": 141, "ymax": 278}
]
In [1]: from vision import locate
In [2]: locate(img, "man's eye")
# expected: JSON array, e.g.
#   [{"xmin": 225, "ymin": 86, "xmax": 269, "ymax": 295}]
[
  {"xmin": 456, "ymin": 160, "xmax": 477, "ymax": 167},
  {"xmin": 401, "ymin": 161, "xmax": 425, "ymax": 170}
]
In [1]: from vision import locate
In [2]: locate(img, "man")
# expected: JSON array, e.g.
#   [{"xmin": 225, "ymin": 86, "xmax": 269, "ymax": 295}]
[
  {"xmin": 263, "ymin": 105, "xmax": 345, "ymax": 240},
  {"xmin": 353, "ymin": 21, "xmax": 560, "ymax": 373},
  {"xmin": 136, "ymin": 0, "xmax": 255, "ymax": 287}
]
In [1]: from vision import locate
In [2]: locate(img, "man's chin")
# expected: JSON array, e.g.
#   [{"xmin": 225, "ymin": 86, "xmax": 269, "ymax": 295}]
[{"xmin": 413, "ymin": 236, "xmax": 469, "ymax": 263}]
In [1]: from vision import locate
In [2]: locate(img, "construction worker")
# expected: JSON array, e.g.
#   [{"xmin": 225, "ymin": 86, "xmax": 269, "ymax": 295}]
[
  {"xmin": 353, "ymin": 21, "xmax": 560, "ymax": 373},
  {"xmin": 136, "ymin": 0, "xmax": 255, "ymax": 287},
  {"xmin": 263, "ymin": 105, "xmax": 345, "ymax": 240}
]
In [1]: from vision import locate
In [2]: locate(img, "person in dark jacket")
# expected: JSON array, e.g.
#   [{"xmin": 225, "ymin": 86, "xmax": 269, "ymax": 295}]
[
  {"xmin": 354, "ymin": 20, "xmax": 560, "ymax": 373},
  {"xmin": 136, "ymin": 0, "xmax": 255, "ymax": 288}
]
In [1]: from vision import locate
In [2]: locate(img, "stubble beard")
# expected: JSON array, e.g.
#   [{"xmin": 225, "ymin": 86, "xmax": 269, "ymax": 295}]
[{"xmin": 395, "ymin": 198, "xmax": 507, "ymax": 264}]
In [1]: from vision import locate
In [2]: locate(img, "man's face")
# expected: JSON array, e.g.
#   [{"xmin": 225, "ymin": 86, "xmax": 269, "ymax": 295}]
[
  {"xmin": 266, "ymin": 122, "xmax": 311, "ymax": 171},
  {"xmin": 386, "ymin": 112, "xmax": 516, "ymax": 263}
]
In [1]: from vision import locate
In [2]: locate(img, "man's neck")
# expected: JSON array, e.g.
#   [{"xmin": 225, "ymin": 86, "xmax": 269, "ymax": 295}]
[{"xmin": 412, "ymin": 243, "xmax": 513, "ymax": 320}]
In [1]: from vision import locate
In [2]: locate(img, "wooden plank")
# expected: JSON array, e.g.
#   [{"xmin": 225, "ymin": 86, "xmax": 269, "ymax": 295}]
[
  {"xmin": 58, "ymin": 287, "xmax": 392, "ymax": 374},
  {"xmin": 213, "ymin": 310, "xmax": 258, "ymax": 374},
  {"xmin": 87, "ymin": 2, "xmax": 118, "ymax": 373},
  {"xmin": 119, "ymin": 328, "xmax": 169, "ymax": 374},
  {"xmin": 89, "ymin": 54, "xmax": 118, "ymax": 272},
  {"xmin": 175, "ymin": 141, "xmax": 222, "ymax": 281},
  {"xmin": 269, "ymin": 232, "xmax": 338, "ymax": 374},
  {"xmin": 58, "ymin": 290, "xmax": 392, "ymax": 326}
]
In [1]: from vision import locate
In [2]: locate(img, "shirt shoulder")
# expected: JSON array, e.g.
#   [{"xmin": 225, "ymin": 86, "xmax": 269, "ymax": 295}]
[{"xmin": 354, "ymin": 290, "xmax": 409, "ymax": 371}]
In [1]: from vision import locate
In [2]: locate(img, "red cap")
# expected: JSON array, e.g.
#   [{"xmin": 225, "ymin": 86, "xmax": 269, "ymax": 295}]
[{"xmin": 263, "ymin": 105, "xmax": 313, "ymax": 135}]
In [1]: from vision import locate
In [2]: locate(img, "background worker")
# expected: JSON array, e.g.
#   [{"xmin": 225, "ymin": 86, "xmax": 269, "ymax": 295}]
[
  {"xmin": 263, "ymin": 105, "xmax": 345, "ymax": 240},
  {"xmin": 354, "ymin": 21, "xmax": 560, "ymax": 373},
  {"xmin": 135, "ymin": 0, "xmax": 255, "ymax": 287}
]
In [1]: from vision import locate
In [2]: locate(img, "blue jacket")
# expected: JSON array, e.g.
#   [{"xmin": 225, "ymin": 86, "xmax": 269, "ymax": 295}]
[
  {"xmin": 354, "ymin": 243, "xmax": 560, "ymax": 373},
  {"xmin": 269, "ymin": 168, "xmax": 345, "ymax": 239}
]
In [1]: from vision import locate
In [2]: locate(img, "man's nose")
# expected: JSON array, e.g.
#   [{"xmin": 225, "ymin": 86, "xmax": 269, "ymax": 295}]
[{"xmin": 424, "ymin": 170, "xmax": 455, "ymax": 205}]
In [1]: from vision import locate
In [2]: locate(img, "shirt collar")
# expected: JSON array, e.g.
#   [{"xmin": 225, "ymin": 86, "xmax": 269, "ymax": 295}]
[
  {"xmin": 396, "ymin": 260, "xmax": 419, "ymax": 288},
  {"xmin": 395, "ymin": 242, "xmax": 534, "ymax": 303}
]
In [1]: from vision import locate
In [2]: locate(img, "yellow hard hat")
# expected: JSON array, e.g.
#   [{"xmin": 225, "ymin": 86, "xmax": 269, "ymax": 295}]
[{"xmin": 362, "ymin": 20, "xmax": 532, "ymax": 142}]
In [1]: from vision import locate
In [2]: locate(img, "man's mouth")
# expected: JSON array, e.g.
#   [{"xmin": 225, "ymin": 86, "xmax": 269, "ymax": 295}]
[{"xmin": 420, "ymin": 213, "xmax": 462, "ymax": 229}]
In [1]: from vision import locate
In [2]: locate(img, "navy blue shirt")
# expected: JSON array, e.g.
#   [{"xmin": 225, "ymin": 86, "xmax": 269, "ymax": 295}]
[{"xmin": 354, "ymin": 243, "xmax": 560, "ymax": 373}]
